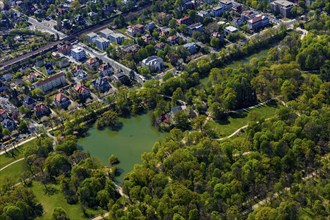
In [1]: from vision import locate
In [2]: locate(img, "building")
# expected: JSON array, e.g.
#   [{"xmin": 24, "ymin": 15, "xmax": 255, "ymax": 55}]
[
  {"xmin": 85, "ymin": 57, "xmax": 99, "ymax": 70},
  {"xmin": 54, "ymin": 93, "xmax": 71, "ymax": 109},
  {"xmin": 71, "ymin": 47, "xmax": 86, "ymax": 61},
  {"xmin": 145, "ymin": 22, "xmax": 156, "ymax": 32},
  {"xmin": 187, "ymin": 23, "xmax": 204, "ymax": 35},
  {"xmin": 108, "ymin": 32, "xmax": 126, "ymax": 44},
  {"xmin": 72, "ymin": 83, "xmax": 91, "ymax": 99},
  {"xmin": 2, "ymin": 118, "xmax": 15, "ymax": 131},
  {"xmin": 45, "ymin": 63, "xmax": 54, "ymax": 75},
  {"xmin": 176, "ymin": 16, "xmax": 192, "ymax": 25},
  {"xmin": 241, "ymin": 10, "xmax": 255, "ymax": 21},
  {"xmin": 224, "ymin": 26, "xmax": 238, "ymax": 35},
  {"xmin": 59, "ymin": 59, "xmax": 70, "ymax": 68},
  {"xmin": 142, "ymin": 56, "xmax": 164, "ymax": 72},
  {"xmin": 0, "ymin": 108, "xmax": 7, "ymax": 121},
  {"xmin": 23, "ymin": 96, "xmax": 37, "ymax": 109},
  {"xmin": 247, "ymin": 14, "xmax": 269, "ymax": 30},
  {"xmin": 211, "ymin": 32, "xmax": 225, "ymax": 42},
  {"xmin": 86, "ymin": 32, "xmax": 98, "ymax": 43},
  {"xmin": 34, "ymin": 72, "xmax": 66, "ymax": 92},
  {"xmin": 126, "ymin": 24, "xmax": 145, "ymax": 37},
  {"xmin": 270, "ymin": 0, "xmax": 295, "ymax": 18},
  {"xmin": 99, "ymin": 28, "xmax": 114, "ymax": 39},
  {"xmin": 212, "ymin": 6, "xmax": 224, "ymax": 17},
  {"xmin": 219, "ymin": 0, "xmax": 233, "ymax": 11},
  {"xmin": 94, "ymin": 77, "xmax": 111, "ymax": 93},
  {"xmin": 121, "ymin": 44, "xmax": 140, "ymax": 56},
  {"xmin": 57, "ymin": 42, "xmax": 72, "ymax": 55},
  {"xmin": 34, "ymin": 103, "xmax": 51, "ymax": 118},
  {"xmin": 95, "ymin": 37, "xmax": 110, "ymax": 51},
  {"xmin": 232, "ymin": 18, "xmax": 243, "ymax": 26},
  {"xmin": 167, "ymin": 35, "xmax": 179, "ymax": 45},
  {"xmin": 197, "ymin": 10, "xmax": 211, "ymax": 22},
  {"xmin": 99, "ymin": 63, "xmax": 113, "ymax": 76},
  {"xmin": 183, "ymin": 42, "xmax": 199, "ymax": 54}
]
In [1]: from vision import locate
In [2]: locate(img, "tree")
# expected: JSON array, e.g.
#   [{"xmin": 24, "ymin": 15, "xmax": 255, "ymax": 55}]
[
  {"xmin": 52, "ymin": 207, "xmax": 70, "ymax": 220},
  {"xmin": 173, "ymin": 111, "xmax": 190, "ymax": 131},
  {"xmin": 210, "ymin": 38, "xmax": 221, "ymax": 49}
]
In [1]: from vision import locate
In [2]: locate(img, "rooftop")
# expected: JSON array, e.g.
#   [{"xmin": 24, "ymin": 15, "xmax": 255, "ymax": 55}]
[
  {"xmin": 273, "ymin": 0, "xmax": 295, "ymax": 7},
  {"xmin": 71, "ymin": 47, "xmax": 85, "ymax": 53},
  {"xmin": 225, "ymin": 25, "xmax": 238, "ymax": 32},
  {"xmin": 35, "ymin": 72, "xmax": 65, "ymax": 87},
  {"xmin": 99, "ymin": 28, "xmax": 113, "ymax": 36}
]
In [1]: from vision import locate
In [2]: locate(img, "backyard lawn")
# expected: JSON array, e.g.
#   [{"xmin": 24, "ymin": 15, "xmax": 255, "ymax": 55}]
[{"xmin": 209, "ymin": 101, "xmax": 279, "ymax": 138}]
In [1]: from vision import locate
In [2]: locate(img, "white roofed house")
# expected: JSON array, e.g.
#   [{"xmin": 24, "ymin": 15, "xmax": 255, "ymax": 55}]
[
  {"xmin": 224, "ymin": 25, "xmax": 238, "ymax": 35},
  {"xmin": 142, "ymin": 56, "xmax": 164, "ymax": 72},
  {"xmin": 86, "ymin": 32, "xmax": 98, "ymax": 43}
]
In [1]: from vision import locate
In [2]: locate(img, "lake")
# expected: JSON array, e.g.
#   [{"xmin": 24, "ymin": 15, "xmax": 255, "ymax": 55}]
[{"xmin": 78, "ymin": 114, "xmax": 164, "ymax": 182}]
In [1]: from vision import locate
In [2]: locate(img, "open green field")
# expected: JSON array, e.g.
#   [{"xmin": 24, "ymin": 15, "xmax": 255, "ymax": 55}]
[
  {"xmin": 0, "ymin": 159, "xmax": 26, "ymax": 188},
  {"xmin": 30, "ymin": 182, "xmax": 104, "ymax": 220},
  {"xmin": 209, "ymin": 101, "xmax": 279, "ymax": 138}
]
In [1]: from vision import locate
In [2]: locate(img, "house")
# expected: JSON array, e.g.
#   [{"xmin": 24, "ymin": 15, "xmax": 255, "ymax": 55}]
[
  {"xmin": 212, "ymin": 32, "xmax": 225, "ymax": 42},
  {"xmin": 45, "ymin": 63, "xmax": 55, "ymax": 75},
  {"xmin": 197, "ymin": 10, "xmax": 211, "ymax": 22},
  {"xmin": 185, "ymin": 1, "xmax": 195, "ymax": 9},
  {"xmin": 2, "ymin": 73, "xmax": 12, "ymax": 81},
  {"xmin": 54, "ymin": 93, "xmax": 71, "ymax": 109},
  {"xmin": 34, "ymin": 103, "xmax": 51, "ymax": 118},
  {"xmin": 121, "ymin": 44, "xmax": 140, "ymax": 56},
  {"xmin": 114, "ymin": 72, "xmax": 131, "ymax": 85},
  {"xmin": 95, "ymin": 37, "xmax": 110, "ymax": 51},
  {"xmin": 86, "ymin": 32, "xmax": 98, "ymax": 43},
  {"xmin": 224, "ymin": 26, "xmax": 238, "ymax": 35},
  {"xmin": 187, "ymin": 23, "xmax": 204, "ymax": 35},
  {"xmin": 232, "ymin": 18, "xmax": 243, "ymax": 26},
  {"xmin": 241, "ymin": 11, "xmax": 255, "ymax": 21},
  {"xmin": 2, "ymin": 118, "xmax": 15, "ymax": 131},
  {"xmin": 108, "ymin": 32, "xmax": 126, "ymax": 44},
  {"xmin": 27, "ymin": 73, "xmax": 38, "ymax": 82},
  {"xmin": 85, "ymin": 57, "xmax": 99, "ymax": 70},
  {"xmin": 183, "ymin": 42, "xmax": 199, "ymax": 54},
  {"xmin": 145, "ymin": 22, "xmax": 156, "ymax": 32},
  {"xmin": 155, "ymin": 42, "xmax": 166, "ymax": 51},
  {"xmin": 142, "ymin": 56, "xmax": 164, "ymax": 72},
  {"xmin": 247, "ymin": 14, "xmax": 269, "ymax": 30},
  {"xmin": 142, "ymin": 35, "xmax": 153, "ymax": 43},
  {"xmin": 71, "ymin": 47, "xmax": 86, "ymax": 61},
  {"xmin": 0, "ymin": 109, "xmax": 7, "ymax": 121},
  {"xmin": 75, "ymin": 69, "xmax": 88, "ymax": 80},
  {"xmin": 73, "ymin": 83, "xmax": 91, "ymax": 99},
  {"xmin": 94, "ymin": 77, "xmax": 111, "ymax": 93},
  {"xmin": 167, "ymin": 35, "xmax": 179, "ymax": 45},
  {"xmin": 270, "ymin": 0, "xmax": 295, "ymax": 18},
  {"xmin": 59, "ymin": 59, "xmax": 70, "ymax": 68},
  {"xmin": 127, "ymin": 24, "xmax": 145, "ymax": 37},
  {"xmin": 176, "ymin": 16, "xmax": 192, "ymax": 26},
  {"xmin": 232, "ymin": 4, "xmax": 242, "ymax": 13},
  {"xmin": 35, "ymin": 72, "xmax": 66, "ymax": 93},
  {"xmin": 57, "ymin": 42, "xmax": 72, "ymax": 55},
  {"xmin": 212, "ymin": 6, "xmax": 224, "ymax": 17},
  {"xmin": 99, "ymin": 63, "xmax": 113, "ymax": 76},
  {"xmin": 219, "ymin": 0, "xmax": 233, "ymax": 11},
  {"xmin": 23, "ymin": 96, "xmax": 37, "ymax": 109}
]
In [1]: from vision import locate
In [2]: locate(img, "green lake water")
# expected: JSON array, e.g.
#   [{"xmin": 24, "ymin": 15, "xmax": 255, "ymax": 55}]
[{"xmin": 78, "ymin": 114, "xmax": 164, "ymax": 182}]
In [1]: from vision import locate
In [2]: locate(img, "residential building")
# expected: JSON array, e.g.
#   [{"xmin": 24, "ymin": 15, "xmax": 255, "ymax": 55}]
[
  {"xmin": 86, "ymin": 32, "xmax": 98, "ymax": 43},
  {"xmin": 94, "ymin": 77, "xmax": 111, "ymax": 93},
  {"xmin": 247, "ymin": 14, "xmax": 270, "ymax": 30},
  {"xmin": 187, "ymin": 23, "xmax": 204, "ymax": 35},
  {"xmin": 85, "ymin": 57, "xmax": 99, "ymax": 70},
  {"xmin": 183, "ymin": 42, "xmax": 199, "ymax": 54},
  {"xmin": 2, "ymin": 118, "xmax": 15, "ymax": 130},
  {"xmin": 71, "ymin": 47, "xmax": 86, "ymax": 61},
  {"xmin": 54, "ymin": 93, "xmax": 71, "ymax": 109},
  {"xmin": 219, "ymin": 0, "xmax": 233, "ymax": 11},
  {"xmin": 99, "ymin": 28, "xmax": 114, "ymax": 39},
  {"xmin": 127, "ymin": 24, "xmax": 145, "ymax": 37},
  {"xmin": 167, "ymin": 35, "xmax": 179, "ymax": 45},
  {"xmin": 176, "ymin": 16, "xmax": 192, "ymax": 25},
  {"xmin": 34, "ymin": 103, "xmax": 51, "ymax": 118},
  {"xmin": 0, "ymin": 109, "xmax": 7, "ymax": 121},
  {"xmin": 155, "ymin": 42, "xmax": 166, "ymax": 51},
  {"xmin": 142, "ymin": 35, "xmax": 153, "ymax": 43},
  {"xmin": 108, "ymin": 32, "xmax": 126, "ymax": 44},
  {"xmin": 224, "ymin": 26, "xmax": 238, "ymax": 35},
  {"xmin": 142, "ymin": 56, "xmax": 164, "ymax": 72},
  {"xmin": 212, "ymin": 32, "xmax": 225, "ymax": 42},
  {"xmin": 98, "ymin": 63, "xmax": 113, "ymax": 76},
  {"xmin": 232, "ymin": 18, "xmax": 243, "ymax": 26},
  {"xmin": 75, "ymin": 69, "xmax": 88, "ymax": 80},
  {"xmin": 57, "ymin": 42, "xmax": 72, "ymax": 55},
  {"xmin": 270, "ymin": 0, "xmax": 295, "ymax": 18},
  {"xmin": 121, "ymin": 44, "xmax": 140, "ymax": 56},
  {"xmin": 145, "ymin": 22, "xmax": 156, "ymax": 32},
  {"xmin": 212, "ymin": 6, "xmax": 224, "ymax": 17},
  {"xmin": 27, "ymin": 73, "xmax": 38, "ymax": 83},
  {"xmin": 72, "ymin": 83, "xmax": 91, "ymax": 99},
  {"xmin": 241, "ymin": 10, "xmax": 255, "ymax": 21},
  {"xmin": 95, "ymin": 37, "xmax": 110, "ymax": 51},
  {"xmin": 197, "ymin": 10, "xmax": 211, "ymax": 22},
  {"xmin": 45, "ymin": 63, "xmax": 54, "ymax": 75},
  {"xmin": 232, "ymin": 4, "xmax": 242, "ymax": 13},
  {"xmin": 34, "ymin": 72, "xmax": 66, "ymax": 93},
  {"xmin": 59, "ymin": 59, "xmax": 70, "ymax": 68},
  {"xmin": 23, "ymin": 96, "xmax": 37, "ymax": 109}
]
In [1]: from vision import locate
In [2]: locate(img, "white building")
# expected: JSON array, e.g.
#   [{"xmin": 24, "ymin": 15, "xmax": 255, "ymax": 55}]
[
  {"xmin": 71, "ymin": 47, "xmax": 86, "ymax": 61},
  {"xmin": 142, "ymin": 56, "xmax": 164, "ymax": 72},
  {"xmin": 86, "ymin": 32, "xmax": 98, "ymax": 43},
  {"xmin": 224, "ymin": 25, "xmax": 238, "ymax": 35},
  {"xmin": 35, "ymin": 72, "xmax": 66, "ymax": 92},
  {"xmin": 95, "ymin": 37, "xmax": 110, "ymax": 51}
]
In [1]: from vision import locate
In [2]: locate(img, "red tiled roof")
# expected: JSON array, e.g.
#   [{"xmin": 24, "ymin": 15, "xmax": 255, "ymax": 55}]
[
  {"xmin": 35, "ymin": 72, "xmax": 65, "ymax": 87},
  {"xmin": 85, "ymin": 57, "xmax": 98, "ymax": 65},
  {"xmin": 34, "ymin": 103, "xmax": 49, "ymax": 112},
  {"xmin": 73, "ymin": 83, "xmax": 89, "ymax": 94},
  {"xmin": 54, "ymin": 93, "xmax": 68, "ymax": 102}
]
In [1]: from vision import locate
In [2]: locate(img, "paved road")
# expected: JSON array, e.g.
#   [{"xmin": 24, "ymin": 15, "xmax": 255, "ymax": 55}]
[{"xmin": 27, "ymin": 16, "xmax": 67, "ymax": 39}]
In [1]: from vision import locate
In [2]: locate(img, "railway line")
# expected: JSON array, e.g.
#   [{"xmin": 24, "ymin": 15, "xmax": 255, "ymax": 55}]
[{"xmin": 0, "ymin": 2, "xmax": 152, "ymax": 71}]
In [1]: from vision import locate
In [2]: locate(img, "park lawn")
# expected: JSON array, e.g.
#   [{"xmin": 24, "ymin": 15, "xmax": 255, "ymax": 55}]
[
  {"xmin": 209, "ymin": 102, "xmax": 279, "ymax": 138},
  {"xmin": 0, "ymin": 160, "xmax": 26, "ymax": 188},
  {"xmin": 31, "ymin": 181, "xmax": 104, "ymax": 220},
  {"xmin": 0, "ymin": 138, "xmax": 37, "ymax": 169}
]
